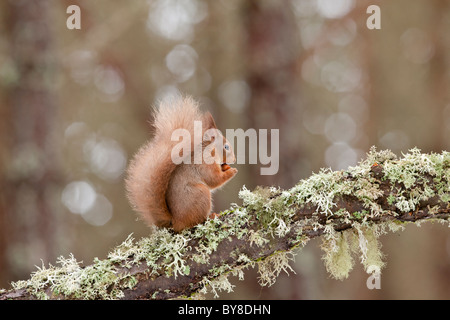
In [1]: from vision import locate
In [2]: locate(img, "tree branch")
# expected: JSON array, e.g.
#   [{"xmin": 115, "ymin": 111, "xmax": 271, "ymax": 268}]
[{"xmin": 1, "ymin": 148, "xmax": 449, "ymax": 300}]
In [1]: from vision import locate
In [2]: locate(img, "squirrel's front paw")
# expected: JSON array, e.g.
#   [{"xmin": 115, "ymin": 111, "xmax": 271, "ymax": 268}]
[
  {"xmin": 228, "ymin": 167, "xmax": 238, "ymax": 176},
  {"xmin": 221, "ymin": 164, "xmax": 237, "ymax": 173}
]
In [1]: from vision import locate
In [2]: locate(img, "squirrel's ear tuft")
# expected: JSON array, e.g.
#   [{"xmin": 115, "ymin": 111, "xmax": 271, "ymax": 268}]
[
  {"xmin": 203, "ymin": 112, "xmax": 217, "ymax": 129},
  {"xmin": 203, "ymin": 130, "xmax": 216, "ymax": 142}
]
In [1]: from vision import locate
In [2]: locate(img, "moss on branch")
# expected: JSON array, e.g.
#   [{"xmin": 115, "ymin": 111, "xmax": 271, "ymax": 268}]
[{"xmin": 1, "ymin": 147, "xmax": 449, "ymax": 300}]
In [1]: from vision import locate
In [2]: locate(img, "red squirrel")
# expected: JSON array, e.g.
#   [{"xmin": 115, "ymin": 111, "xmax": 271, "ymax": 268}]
[{"xmin": 125, "ymin": 96, "xmax": 238, "ymax": 232}]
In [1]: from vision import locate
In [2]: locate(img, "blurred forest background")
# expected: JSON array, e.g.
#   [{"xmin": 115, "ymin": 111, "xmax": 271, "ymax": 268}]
[{"xmin": 0, "ymin": 0, "xmax": 449, "ymax": 299}]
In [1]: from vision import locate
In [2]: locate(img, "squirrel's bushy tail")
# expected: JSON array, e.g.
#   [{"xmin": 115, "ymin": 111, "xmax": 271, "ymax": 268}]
[{"xmin": 125, "ymin": 96, "xmax": 203, "ymax": 228}]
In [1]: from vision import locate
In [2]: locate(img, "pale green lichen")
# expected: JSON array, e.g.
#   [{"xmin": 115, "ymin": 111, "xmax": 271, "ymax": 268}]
[
  {"xmin": 109, "ymin": 228, "xmax": 191, "ymax": 279},
  {"xmin": 359, "ymin": 226, "xmax": 385, "ymax": 275},
  {"xmin": 284, "ymin": 147, "xmax": 389, "ymax": 218},
  {"xmin": 257, "ymin": 251, "xmax": 296, "ymax": 287},
  {"xmin": 321, "ymin": 224, "xmax": 385, "ymax": 280},
  {"xmin": 199, "ymin": 274, "xmax": 235, "ymax": 298},
  {"xmin": 321, "ymin": 230, "xmax": 354, "ymax": 280},
  {"xmin": 11, "ymin": 254, "xmax": 133, "ymax": 300},
  {"xmin": 11, "ymin": 229, "xmax": 194, "ymax": 299},
  {"xmin": 380, "ymin": 148, "xmax": 450, "ymax": 213}
]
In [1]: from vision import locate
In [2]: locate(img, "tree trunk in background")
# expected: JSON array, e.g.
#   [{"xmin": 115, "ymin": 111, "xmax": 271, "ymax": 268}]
[
  {"xmin": 242, "ymin": 0, "xmax": 304, "ymax": 299},
  {"xmin": 244, "ymin": 0, "xmax": 303, "ymax": 190},
  {"xmin": 358, "ymin": 0, "xmax": 450, "ymax": 299},
  {"xmin": 429, "ymin": 0, "xmax": 450, "ymax": 151},
  {"xmin": 0, "ymin": 1, "xmax": 61, "ymax": 287}
]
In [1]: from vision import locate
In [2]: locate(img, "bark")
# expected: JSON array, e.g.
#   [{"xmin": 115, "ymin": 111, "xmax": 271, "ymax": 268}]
[{"xmin": 1, "ymin": 148, "xmax": 449, "ymax": 300}]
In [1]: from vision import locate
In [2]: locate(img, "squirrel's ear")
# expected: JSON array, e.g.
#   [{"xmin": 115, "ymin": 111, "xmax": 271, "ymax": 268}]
[
  {"xmin": 203, "ymin": 112, "xmax": 217, "ymax": 129},
  {"xmin": 203, "ymin": 129, "xmax": 216, "ymax": 142}
]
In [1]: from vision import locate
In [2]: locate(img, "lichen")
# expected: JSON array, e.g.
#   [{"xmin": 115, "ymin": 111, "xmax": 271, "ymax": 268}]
[
  {"xmin": 109, "ymin": 228, "xmax": 191, "ymax": 279},
  {"xmin": 321, "ymin": 229, "xmax": 354, "ymax": 280},
  {"xmin": 320, "ymin": 224, "xmax": 386, "ymax": 280},
  {"xmin": 11, "ymin": 254, "xmax": 130, "ymax": 300},
  {"xmin": 199, "ymin": 274, "xmax": 235, "ymax": 298},
  {"xmin": 257, "ymin": 251, "xmax": 296, "ymax": 287},
  {"xmin": 359, "ymin": 226, "xmax": 385, "ymax": 275}
]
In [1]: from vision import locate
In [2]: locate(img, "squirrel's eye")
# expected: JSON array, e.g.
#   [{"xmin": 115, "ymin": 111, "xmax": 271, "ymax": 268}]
[{"xmin": 224, "ymin": 144, "xmax": 230, "ymax": 151}]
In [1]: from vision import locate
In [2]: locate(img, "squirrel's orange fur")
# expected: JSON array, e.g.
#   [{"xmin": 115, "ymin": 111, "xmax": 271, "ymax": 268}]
[{"xmin": 125, "ymin": 96, "xmax": 237, "ymax": 232}]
